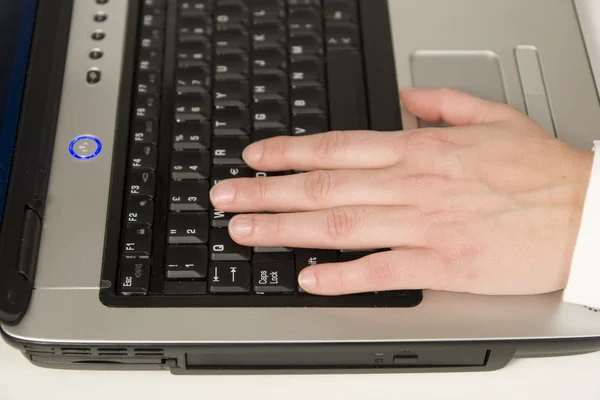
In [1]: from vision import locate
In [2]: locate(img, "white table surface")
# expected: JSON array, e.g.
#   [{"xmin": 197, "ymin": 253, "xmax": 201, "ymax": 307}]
[{"xmin": 4, "ymin": 1, "xmax": 600, "ymax": 399}]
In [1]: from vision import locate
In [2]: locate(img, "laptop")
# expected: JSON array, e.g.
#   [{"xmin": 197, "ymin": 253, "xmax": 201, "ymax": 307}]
[{"xmin": 2, "ymin": 0, "xmax": 600, "ymax": 374}]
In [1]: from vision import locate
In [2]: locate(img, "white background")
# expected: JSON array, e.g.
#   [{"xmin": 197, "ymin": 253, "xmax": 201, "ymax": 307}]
[{"xmin": 3, "ymin": 0, "xmax": 600, "ymax": 398}]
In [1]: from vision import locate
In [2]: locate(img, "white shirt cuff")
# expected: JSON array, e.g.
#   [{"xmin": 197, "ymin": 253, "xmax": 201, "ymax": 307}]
[{"xmin": 563, "ymin": 141, "xmax": 600, "ymax": 309}]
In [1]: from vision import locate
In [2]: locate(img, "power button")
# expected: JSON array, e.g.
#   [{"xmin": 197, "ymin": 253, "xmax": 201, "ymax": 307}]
[{"xmin": 69, "ymin": 135, "xmax": 102, "ymax": 160}]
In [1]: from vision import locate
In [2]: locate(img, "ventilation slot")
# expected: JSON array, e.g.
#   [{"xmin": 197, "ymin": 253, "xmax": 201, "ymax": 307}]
[
  {"xmin": 97, "ymin": 348, "xmax": 129, "ymax": 357},
  {"xmin": 60, "ymin": 347, "xmax": 92, "ymax": 356},
  {"xmin": 134, "ymin": 348, "xmax": 165, "ymax": 356},
  {"xmin": 24, "ymin": 346, "xmax": 56, "ymax": 356}
]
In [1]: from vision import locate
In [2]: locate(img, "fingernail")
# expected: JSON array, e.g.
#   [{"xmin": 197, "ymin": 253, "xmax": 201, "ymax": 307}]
[
  {"xmin": 298, "ymin": 269, "xmax": 317, "ymax": 290},
  {"xmin": 210, "ymin": 182, "xmax": 235, "ymax": 205},
  {"xmin": 229, "ymin": 216, "xmax": 254, "ymax": 237},
  {"xmin": 243, "ymin": 141, "xmax": 263, "ymax": 164}
]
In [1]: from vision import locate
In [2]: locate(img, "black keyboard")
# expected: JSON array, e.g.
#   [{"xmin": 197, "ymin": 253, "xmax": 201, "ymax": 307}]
[{"xmin": 101, "ymin": 0, "xmax": 422, "ymax": 308}]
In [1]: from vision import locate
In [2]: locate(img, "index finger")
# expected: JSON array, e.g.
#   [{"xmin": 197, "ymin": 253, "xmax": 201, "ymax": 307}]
[{"xmin": 242, "ymin": 130, "xmax": 407, "ymax": 171}]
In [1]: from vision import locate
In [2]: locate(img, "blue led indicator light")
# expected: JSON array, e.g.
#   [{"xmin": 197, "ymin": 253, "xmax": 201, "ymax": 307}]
[{"xmin": 69, "ymin": 135, "xmax": 102, "ymax": 160}]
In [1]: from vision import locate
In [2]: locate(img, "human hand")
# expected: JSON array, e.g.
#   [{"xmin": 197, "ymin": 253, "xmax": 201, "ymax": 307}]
[{"xmin": 209, "ymin": 88, "xmax": 593, "ymax": 296}]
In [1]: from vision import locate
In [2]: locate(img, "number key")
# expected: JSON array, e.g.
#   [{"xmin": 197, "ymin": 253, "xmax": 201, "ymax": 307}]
[
  {"xmin": 169, "ymin": 181, "xmax": 209, "ymax": 211},
  {"xmin": 170, "ymin": 151, "xmax": 210, "ymax": 180},
  {"xmin": 167, "ymin": 212, "xmax": 209, "ymax": 244}
]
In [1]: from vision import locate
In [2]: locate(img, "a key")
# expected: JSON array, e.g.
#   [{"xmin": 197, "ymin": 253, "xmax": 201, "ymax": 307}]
[
  {"xmin": 253, "ymin": 101, "xmax": 290, "ymax": 129},
  {"xmin": 253, "ymin": 70, "xmax": 289, "ymax": 100},
  {"xmin": 163, "ymin": 281, "xmax": 207, "ymax": 295},
  {"xmin": 254, "ymin": 246, "xmax": 292, "ymax": 253},
  {"xmin": 179, "ymin": 0, "xmax": 214, "ymax": 16},
  {"xmin": 167, "ymin": 212, "xmax": 209, "ymax": 244},
  {"xmin": 324, "ymin": 1, "xmax": 358, "ymax": 22},
  {"xmin": 137, "ymin": 71, "xmax": 161, "ymax": 95},
  {"xmin": 295, "ymin": 249, "xmax": 337, "ymax": 291},
  {"xmin": 118, "ymin": 262, "xmax": 151, "ymax": 295},
  {"xmin": 132, "ymin": 119, "xmax": 158, "ymax": 145},
  {"xmin": 142, "ymin": 7, "xmax": 166, "ymax": 30},
  {"xmin": 169, "ymin": 181, "xmax": 209, "ymax": 211},
  {"xmin": 127, "ymin": 171, "xmax": 156, "ymax": 197},
  {"xmin": 251, "ymin": 1, "xmax": 285, "ymax": 22},
  {"xmin": 138, "ymin": 48, "xmax": 163, "ymax": 72},
  {"xmin": 165, "ymin": 245, "xmax": 208, "ymax": 279},
  {"xmin": 122, "ymin": 226, "xmax": 153, "ymax": 258},
  {"xmin": 170, "ymin": 151, "xmax": 210, "ymax": 180},
  {"xmin": 253, "ymin": 253, "xmax": 296, "ymax": 293},
  {"xmin": 135, "ymin": 94, "xmax": 159, "ymax": 119},
  {"xmin": 326, "ymin": 21, "xmax": 360, "ymax": 49},
  {"xmin": 211, "ymin": 165, "xmax": 252, "ymax": 186},
  {"xmin": 212, "ymin": 136, "xmax": 250, "ymax": 164},
  {"xmin": 209, "ymin": 229, "xmax": 252, "ymax": 261},
  {"xmin": 214, "ymin": 80, "xmax": 250, "ymax": 107},
  {"xmin": 174, "ymin": 91, "xmax": 212, "ymax": 121},
  {"xmin": 292, "ymin": 114, "xmax": 328, "ymax": 135},
  {"xmin": 214, "ymin": 108, "xmax": 251, "ymax": 136},
  {"xmin": 144, "ymin": 0, "xmax": 166, "ymax": 7},
  {"xmin": 140, "ymin": 27, "xmax": 164, "ymax": 50},
  {"xmin": 215, "ymin": 1, "xmax": 248, "ymax": 25},
  {"xmin": 125, "ymin": 196, "xmax": 155, "ymax": 225},
  {"xmin": 253, "ymin": 47, "xmax": 287, "ymax": 71},
  {"xmin": 288, "ymin": 0, "xmax": 322, "ymax": 8},
  {"xmin": 211, "ymin": 206, "xmax": 234, "ymax": 227},
  {"xmin": 129, "ymin": 143, "xmax": 157, "ymax": 171},
  {"xmin": 288, "ymin": 7, "xmax": 322, "ymax": 32},
  {"xmin": 179, "ymin": 14, "xmax": 213, "ymax": 40},
  {"xmin": 252, "ymin": 170, "xmax": 290, "ymax": 178},
  {"xmin": 173, "ymin": 120, "xmax": 211, "ymax": 150},
  {"xmin": 177, "ymin": 39, "xmax": 212, "ymax": 66},
  {"xmin": 252, "ymin": 128, "xmax": 288, "ymax": 142},
  {"xmin": 215, "ymin": 25, "xmax": 249, "ymax": 51},
  {"xmin": 290, "ymin": 30, "xmax": 324, "ymax": 56},
  {"xmin": 176, "ymin": 65, "xmax": 211, "ymax": 92},
  {"xmin": 290, "ymin": 57, "xmax": 325, "ymax": 86},
  {"xmin": 292, "ymin": 87, "xmax": 327, "ymax": 114},
  {"xmin": 215, "ymin": 52, "xmax": 249, "ymax": 79},
  {"xmin": 252, "ymin": 22, "xmax": 286, "ymax": 46},
  {"xmin": 209, "ymin": 262, "xmax": 252, "ymax": 293}
]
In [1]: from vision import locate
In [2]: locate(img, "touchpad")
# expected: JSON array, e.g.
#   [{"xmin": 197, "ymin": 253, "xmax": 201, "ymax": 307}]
[{"xmin": 409, "ymin": 50, "xmax": 507, "ymax": 128}]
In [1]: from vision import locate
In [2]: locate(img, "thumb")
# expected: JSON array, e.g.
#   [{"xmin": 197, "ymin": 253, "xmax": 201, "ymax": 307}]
[{"xmin": 400, "ymin": 88, "xmax": 518, "ymax": 127}]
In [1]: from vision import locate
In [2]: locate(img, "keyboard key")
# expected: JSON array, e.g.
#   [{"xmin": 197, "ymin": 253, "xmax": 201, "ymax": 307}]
[
  {"xmin": 138, "ymin": 48, "xmax": 163, "ymax": 72},
  {"xmin": 123, "ymin": 226, "xmax": 153, "ymax": 257},
  {"xmin": 253, "ymin": 253, "xmax": 296, "ymax": 293},
  {"xmin": 179, "ymin": 0, "xmax": 214, "ymax": 16},
  {"xmin": 173, "ymin": 120, "xmax": 211, "ymax": 150},
  {"xmin": 142, "ymin": 7, "xmax": 166, "ymax": 29},
  {"xmin": 163, "ymin": 281, "xmax": 207, "ymax": 295},
  {"xmin": 137, "ymin": 71, "xmax": 161, "ymax": 94},
  {"xmin": 211, "ymin": 165, "xmax": 253, "ymax": 186},
  {"xmin": 135, "ymin": 94, "xmax": 159, "ymax": 119},
  {"xmin": 209, "ymin": 262, "xmax": 251, "ymax": 293},
  {"xmin": 326, "ymin": 21, "xmax": 360, "ymax": 49},
  {"xmin": 213, "ymin": 136, "xmax": 250, "ymax": 164},
  {"xmin": 253, "ymin": 47, "xmax": 287, "ymax": 70},
  {"xmin": 292, "ymin": 87, "xmax": 327, "ymax": 114},
  {"xmin": 252, "ymin": 128, "xmax": 288, "ymax": 141},
  {"xmin": 125, "ymin": 196, "xmax": 155, "ymax": 225},
  {"xmin": 129, "ymin": 143, "xmax": 157, "ymax": 170},
  {"xmin": 169, "ymin": 181, "xmax": 209, "ymax": 211},
  {"xmin": 127, "ymin": 171, "xmax": 156, "ymax": 197},
  {"xmin": 215, "ymin": 24, "xmax": 249, "ymax": 51},
  {"xmin": 215, "ymin": 52, "xmax": 249, "ymax": 79},
  {"xmin": 176, "ymin": 65, "xmax": 211, "ymax": 92},
  {"xmin": 292, "ymin": 114, "xmax": 328, "ymax": 135},
  {"xmin": 210, "ymin": 229, "xmax": 252, "ymax": 261},
  {"xmin": 290, "ymin": 30, "xmax": 323, "ymax": 56},
  {"xmin": 214, "ymin": 80, "xmax": 250, "ymax": 107},
  {"xmin": 252, "ymin": 170, "xmax": 290, "ymax": 178},
  {"xmin": 140, "ymin": 27, "xmax": 164, "ymax": 50},
  {"xmin": 290, "ymin": 57, "xmax": 325, "ymax": 86},
  {"xmin": 288, "ymin": 7, "xmax": 322, "ymax": 31},
  {"xmin": 211, "ymin": 207, "xmax": 234, "ymax": 227},
  {"xmin": 254, "ymin": 246, "xmax": 292, "ymax": 253},
  {"xmin": 252, "ymin": 22, "xmax": 286, "ymax": 46},
  {"xmin": 177, "ymin": 39, "xmax": 212, "ymax": 66},
  {"xmin": 133, "ymin": 119, "xmax": 158, "ymax": 144},
  {"xmin": 215, "ymin": 1, "xmax": 248, "ymax": 25},
  {"xmin": 179, "ymin": 14, "xmax": 213, "ymax": 40},
  {"xmin": 253, "ymin": 70, "xmax": 289, "ymax": 100},
  {"xmin": 170, "ymin": 151, "xmax": 210, "ymax": 180},
  {"xmin": 324, "ymin": 1, "xmax": 358, "ymax": 22},
  {"xmin": 288, "ymin": 0, "xmax": 322, "ymax": 8},
  {"xmin": 253, "ymin": 101, "xmax": 290, "ymax": 129},
  {"xmin": 295, "ymin": 249, "xmax": 337, "ymax": 291},
  {"xmin": 338, "ymin": 251, "xmax": 379, "ymax": 262},
  {"xmin": 174, "ymin": 92, "xmax": 212, "ymax": 120},
  {"xmin": 213, "ymin": 108, "xmax": 251, "ymax": 136},
  {"xmin": 118, "ymin": 262, "xmax": 151, "ymax": 295},
  {"xmin": 167, "ymin": 212, "xmax": 209, "ymax": 244},
  {"xmin": 165, "ymin": 245, "xmax": 208, "ymax": 279}
]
